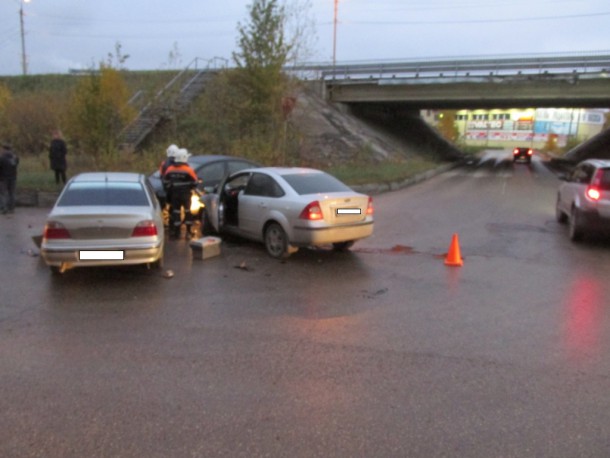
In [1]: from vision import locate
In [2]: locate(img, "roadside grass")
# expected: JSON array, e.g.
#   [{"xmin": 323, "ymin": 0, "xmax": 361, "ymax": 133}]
[
  {"xmin": 17, "ymin": 150, "xmax": 162, "ymax": 192},
  {"xmin": 18, "ymin": 153, "xmax": 446, "ymax": 193},
  {"xmin": 326, "ymin": 157, "xmax": 443, "ymax": 185}
]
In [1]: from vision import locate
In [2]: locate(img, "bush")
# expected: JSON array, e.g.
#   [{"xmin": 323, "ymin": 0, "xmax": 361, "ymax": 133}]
[{"xmin": 0, "ymin": 88, "xmax": 64, "ymax": 154}]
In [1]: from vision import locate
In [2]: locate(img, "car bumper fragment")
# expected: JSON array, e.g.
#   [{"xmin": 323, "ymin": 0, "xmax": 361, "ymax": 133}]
[
  {"xmin": 41, "ymin": 244, "xmax": 163, "ymax": 268},
  {"xmin": 292, "ymin": 221, "xmax": 373, "ymax": 245}
]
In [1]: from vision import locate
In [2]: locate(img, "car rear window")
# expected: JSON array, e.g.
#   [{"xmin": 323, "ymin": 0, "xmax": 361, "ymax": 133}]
[
  {"xmin": 600, "ymin": 169, "xmax": 610, "ymax": 190},
  {"xmin": 57, "ymin": 182, "xmax": 150, "ymax": 206},
  {"xmin": 282, "ymin": 172, "xmax": 352, "ymax": 195}
]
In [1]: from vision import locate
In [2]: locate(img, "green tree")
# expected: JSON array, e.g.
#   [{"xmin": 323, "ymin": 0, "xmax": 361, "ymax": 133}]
[
  {"xmin": 66, "ymin": 65, "xmax": 135, "ymax": 161},
  {"xmin": 231, "ymin": 0, "xmax": 292, "ymax": 162}
]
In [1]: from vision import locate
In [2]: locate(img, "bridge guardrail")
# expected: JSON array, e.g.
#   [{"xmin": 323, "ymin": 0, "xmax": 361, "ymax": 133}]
[{"xmin": 288, "ymin": 52, "xmax": 610, "ymax": 80}]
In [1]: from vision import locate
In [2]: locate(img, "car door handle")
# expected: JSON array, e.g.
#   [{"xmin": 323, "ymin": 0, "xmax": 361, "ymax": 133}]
[{"xmin": 258, "ymin": 202, "xmax": 267, "ymax": 208}]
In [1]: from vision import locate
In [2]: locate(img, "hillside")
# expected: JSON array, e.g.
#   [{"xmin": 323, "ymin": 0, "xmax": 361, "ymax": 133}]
[
  {"xmin": 290, "ymin": 86, "xmax": 463, "ymax": 166},
  {"xmin": 1, "ymin": 70, "xmax": 464, "ymax": 169}
]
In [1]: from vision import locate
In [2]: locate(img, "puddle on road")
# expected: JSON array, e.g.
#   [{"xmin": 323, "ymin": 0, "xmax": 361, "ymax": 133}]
[
  {"xmin": 354, "ymin": 244, "xmax": 452, "ymax": 261},
  {"xmin": 353, "ymin": 244, "xmax": 419, "ymax": 255}
]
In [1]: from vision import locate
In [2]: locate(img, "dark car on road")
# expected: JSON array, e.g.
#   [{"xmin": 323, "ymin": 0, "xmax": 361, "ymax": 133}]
[
  {"xmin": 148, "ymin": 155, "xmax": 260, "ymax": 203},
  {"xmin": 556, "ymin": 159, "xmax": 610, "ymax": 241},
  {"xmin": 513, "ymin": 147, "xmax": 534, "ymax": 164}
]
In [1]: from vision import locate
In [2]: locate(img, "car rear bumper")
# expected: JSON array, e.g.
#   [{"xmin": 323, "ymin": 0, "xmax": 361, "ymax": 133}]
[
  {"xmin": 41, "ymin": 243, "xmax": 163, "ymax": 268},
  {"xmin": 292, "ymin": 221, "xmax": 374, "ymax": 245},
  {"xmin": 578, "ymin": 209, "xmax": 610, "ymax": 232}
]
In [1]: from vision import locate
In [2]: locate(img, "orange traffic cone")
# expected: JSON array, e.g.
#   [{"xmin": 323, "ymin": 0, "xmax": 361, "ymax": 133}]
[{"xmin": 444, "ymin": 233, "xmax": 464, "ymax": 267}]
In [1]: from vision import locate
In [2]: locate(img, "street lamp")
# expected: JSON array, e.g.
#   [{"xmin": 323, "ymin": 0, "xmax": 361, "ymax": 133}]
[{"xmin": 19, "ymin": 0, "xmax": 31, "ymax": 75}]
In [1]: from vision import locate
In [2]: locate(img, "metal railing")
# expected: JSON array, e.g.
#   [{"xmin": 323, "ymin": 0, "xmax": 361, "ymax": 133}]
[
  {"xmin": 288, "ymin": 51, "xmax": 610, "ymax": 80},
  {"xmin": 119, "ymin": 57, "xmax": 229, "ymax": 149}
]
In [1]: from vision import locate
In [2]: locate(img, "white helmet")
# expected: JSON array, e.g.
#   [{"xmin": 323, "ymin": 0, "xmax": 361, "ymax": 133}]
[
  {"xmin": 166, "ymin": 144, "xmax": 179, "ymax": 158},
  {"xmin": 173, "ymin": 148, "xmax": 190, "ymax": 164}
]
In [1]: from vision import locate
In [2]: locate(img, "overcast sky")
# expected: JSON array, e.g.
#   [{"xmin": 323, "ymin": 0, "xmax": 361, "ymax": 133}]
[{"xmin": 1, "ymin": 0, "xmax": 609, "ymax": 76}]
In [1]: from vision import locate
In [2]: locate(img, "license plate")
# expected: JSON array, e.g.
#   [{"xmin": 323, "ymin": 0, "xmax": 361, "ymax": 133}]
[
  {"xmin": 79, "ymin": 250, "xmax": 124, "ymax": 261},
  {"xmin": 336, "ymin": 208, "xmax": 361, "ymax": 215}
]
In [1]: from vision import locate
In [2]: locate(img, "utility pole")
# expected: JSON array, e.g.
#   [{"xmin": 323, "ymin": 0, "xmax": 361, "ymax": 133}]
[
  {"xmin": 19, "ymin": 0, "xmax": 30, "ymax": 75},
  {"xmin": 332, "ymin": 0, "xmax": 338, "ymax": 68}
]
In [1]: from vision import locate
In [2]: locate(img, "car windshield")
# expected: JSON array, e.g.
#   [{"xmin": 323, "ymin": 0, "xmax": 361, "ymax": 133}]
[
  {"xmin": 57, "ymin": 182, "xmax": 149, "ymax": 206},
  {"xmin": 282, "ymin": 172, "xmax": 352, "ymax": 195}
]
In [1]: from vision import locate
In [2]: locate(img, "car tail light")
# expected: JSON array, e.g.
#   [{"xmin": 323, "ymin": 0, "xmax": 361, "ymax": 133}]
[
  {"xmin": 366, "ymin": 197, "xmax": 374, "ymax": 216},
  {"xmin": 299, "ymin": 201, "xmax": 323, "ymax": 220},
  {"xmin": 43, "ymin": 221, "xmax": 71, "ymax": 240},
  {"xmin": 586, "ymin": 187, "xmax": 601, "ymax": 201},
  {"xmin": 586, "ymin": 169, "xmax": 605, "ymax": 201},
  {"xmin": 513, "ymin": 148, "xmax": 519, "ymax": 155},
  {"xmin": 132, "ymin": 220, "xmax": 158, "ymax": 237},
  {"xmin": 527, "ymin": 149, "xmax": 533, "ymax": 156}
]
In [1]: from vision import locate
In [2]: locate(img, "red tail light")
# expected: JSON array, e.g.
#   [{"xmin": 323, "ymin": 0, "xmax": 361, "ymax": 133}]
[
  {"xmin": 132, "ymin": 220, "xmax": 158, "ymax": 237},
  {"xmin": 43, "ymin": 221, "xmax": 71, "ymax": 239},
  {"xmin": 587, "ymin": 169, "xmax": 605, "ymax": 201},
  {"xmin": 586, "ymin": 187, "xmax": 601, "ymax": 201},
  {"xmin": 513, "ymin": 148, "xmax": 519, "ymax": 155},
  {"xmin": 299, "ymin": 201, "xmax": 323, "ymax": 220},
  {"xmin": 527, "ymin": 149, "xmax": 533, "ymax": 156},
  {"xmin": 366, "ymin": 197, "xmax": 374, "ymax": 216}
]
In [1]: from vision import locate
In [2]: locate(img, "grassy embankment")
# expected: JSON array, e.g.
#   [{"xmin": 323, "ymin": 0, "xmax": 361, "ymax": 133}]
[{"xmin": 6, "ymin": 70, "xmax": 456, "ymax": 192}]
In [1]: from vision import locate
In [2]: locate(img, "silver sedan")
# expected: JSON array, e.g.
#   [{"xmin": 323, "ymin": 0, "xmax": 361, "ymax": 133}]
[
  {"xmin": 556, "ymin": 159, "xmax": 610, "ymax": 241},
  {"xmin": 203, "ymin": 167, "xmax": 374, "ymax": 258},
  {"xmin": 41, "ymin": 172, "xmax": 165, "ymax": 274}
]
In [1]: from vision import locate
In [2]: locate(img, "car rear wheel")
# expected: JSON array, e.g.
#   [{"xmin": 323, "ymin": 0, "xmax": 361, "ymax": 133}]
[
  {"xmin": 332, "ymin": 241, "xmax": 355, "ymax": 251},
  {"xmin": 569, "ymin": 206, "xmax": 584, "ymax": 241},
  {"xmin": 264, "ymin": 222, "xmax": 290, "ymax": 259},
  {"xmin": 49, "ymin": 265, "xmax": 63, "ymax": 275},
  {"xmin": 149, "ymin": 255, "xmax": 164, "ymax": 270},
  {"xmin": 555, "ymin": 196, "xmax": 568, "ymax": 224}
]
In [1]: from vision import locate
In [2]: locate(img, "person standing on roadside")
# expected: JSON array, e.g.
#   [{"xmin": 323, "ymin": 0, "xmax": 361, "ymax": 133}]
[
  {"xmin": 0, "ymin": 143, "xmax": 19, "ymax": 214},
  {"xmin": 49, "ymin": 130, "xmax": 68, "ymax": 186}
]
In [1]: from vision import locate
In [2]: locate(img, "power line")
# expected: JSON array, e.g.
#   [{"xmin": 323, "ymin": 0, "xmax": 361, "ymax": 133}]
[{"xmin": 335, "ymin": 10, "xmax": 610, "ymax": 26}]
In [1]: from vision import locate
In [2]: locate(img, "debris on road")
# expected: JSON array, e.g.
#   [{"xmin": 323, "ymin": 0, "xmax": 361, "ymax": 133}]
[{"xmin": 234, "ymin": 261, "xmax": 252, "ymax": 272}]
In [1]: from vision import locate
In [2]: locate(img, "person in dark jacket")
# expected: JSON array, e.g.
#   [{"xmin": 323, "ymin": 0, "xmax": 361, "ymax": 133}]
[
  {"xmin": 0, "ymin": 143, "xmax": 19, "ymax": 214},
  {"xmin": 49, "ymin": 130, "xmax": 68, "ymax": 185}
]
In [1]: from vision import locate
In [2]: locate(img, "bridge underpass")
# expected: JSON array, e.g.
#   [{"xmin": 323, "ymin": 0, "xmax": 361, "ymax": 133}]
[
  {"xmin": 297, "ymin": 53, "xmax": 610, "ymax": 161},
  {"xmin": 327, "ymin": 76, "xmax": 610, "ymax": 109}
]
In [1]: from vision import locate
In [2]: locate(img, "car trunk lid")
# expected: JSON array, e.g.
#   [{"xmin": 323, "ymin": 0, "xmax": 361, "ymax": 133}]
[
  {"xmin": 316, "ymin": 193, "xmax": 370, "ymax": 225},
  {"xmin": 50, "ymin": 207, "xmax": 153, "ymax": 240}
]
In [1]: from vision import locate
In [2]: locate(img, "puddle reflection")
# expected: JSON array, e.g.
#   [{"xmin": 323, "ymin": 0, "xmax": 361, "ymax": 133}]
[{"xmin": 563, "ymin": 274, "xmax": 603, "ymax": 366}]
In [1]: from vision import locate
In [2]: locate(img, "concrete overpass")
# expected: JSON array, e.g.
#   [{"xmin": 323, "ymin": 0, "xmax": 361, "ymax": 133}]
[{"xmin": 295, "ymin": 52, "xmax": 610, "ymax": 109}]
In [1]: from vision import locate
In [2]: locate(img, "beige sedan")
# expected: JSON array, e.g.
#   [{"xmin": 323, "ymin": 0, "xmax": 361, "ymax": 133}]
[{"xmin": 41, "ymin": 172, "xmax": 165, "ymax": 274}]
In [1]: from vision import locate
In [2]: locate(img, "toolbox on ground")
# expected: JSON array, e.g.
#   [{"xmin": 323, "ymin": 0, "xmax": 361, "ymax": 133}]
[{"xmin": 189, "ymin": 236, "xmax": 222, "ymax": 260}]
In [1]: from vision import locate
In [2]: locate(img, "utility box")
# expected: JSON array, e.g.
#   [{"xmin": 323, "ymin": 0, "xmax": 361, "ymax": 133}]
[{"xmin": 190, "ymin": 236, "xmax": 222, "ymax": 260}]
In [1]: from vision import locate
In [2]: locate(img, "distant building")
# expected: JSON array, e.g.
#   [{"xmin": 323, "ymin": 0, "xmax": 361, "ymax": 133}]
[{"xmin": 422, "ymin": 108, "xmax": 607, "ymax": 149}]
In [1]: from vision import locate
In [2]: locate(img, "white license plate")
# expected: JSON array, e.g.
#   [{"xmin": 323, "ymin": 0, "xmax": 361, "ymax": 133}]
[
  {"xmin": 336, "ymin": 208, "xmax": 361, "ymax": 215},
  {"xmin": 79, "ymin": 250, "xmax": 125, "ymax": 261}
]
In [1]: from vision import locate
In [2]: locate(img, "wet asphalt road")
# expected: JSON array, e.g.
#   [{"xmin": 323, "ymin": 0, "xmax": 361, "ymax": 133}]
[{"xmin": 1, "ymin": 151, "xmax": 609, "ymax": 457}]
